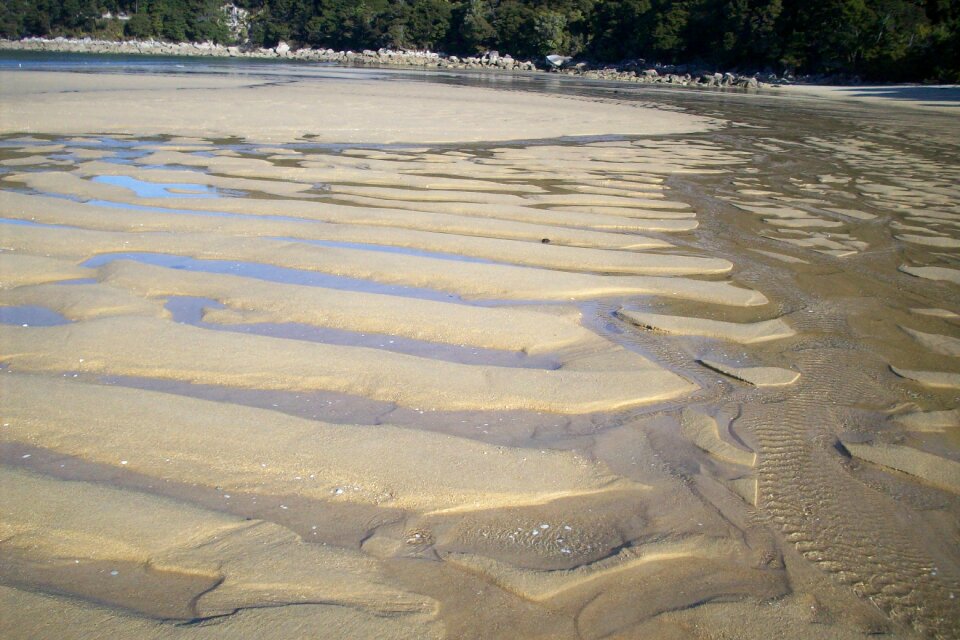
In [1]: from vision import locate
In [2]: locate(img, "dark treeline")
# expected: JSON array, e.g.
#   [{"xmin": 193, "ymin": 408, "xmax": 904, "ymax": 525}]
[{"xmin": 2, "ymin": 0, "xmax": 958, "ymax": 81}]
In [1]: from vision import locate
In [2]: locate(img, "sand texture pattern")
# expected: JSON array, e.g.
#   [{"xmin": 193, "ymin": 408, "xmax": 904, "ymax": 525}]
[{"xmin": 1, "ymin": 64, "xmax": 959, "ymax": 640}]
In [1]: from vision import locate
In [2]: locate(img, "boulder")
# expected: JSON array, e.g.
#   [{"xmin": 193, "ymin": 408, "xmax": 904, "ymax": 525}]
[{"xmin": 545, "ymin": 54, "xmax": 572, "ymax": 69}]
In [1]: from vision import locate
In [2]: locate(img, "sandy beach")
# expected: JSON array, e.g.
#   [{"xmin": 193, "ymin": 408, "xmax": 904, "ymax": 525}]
[
  {"xmin": 1, "ymin": 62, "xmax": 958, "ymax": 639},
  {"xmin": 0, "ymin": 70, "xmax": 719, "ymax": 143}
]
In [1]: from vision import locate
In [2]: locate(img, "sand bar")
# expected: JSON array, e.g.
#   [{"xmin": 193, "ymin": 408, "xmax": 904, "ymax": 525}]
[
  {"xmin": 0, "ymin": 191, "xmax": 724, "ymax": 277},
  {"xmin": 901, "ymin": 327, "xmax": 960, "ymax": 357},
  {"xmin": 891, "ymin": 366, "xmax": 960, "ymax": 389},
  {"xmin": 1, "ymin": 374, "xmax": 639, "ymax": 511},
  {"xmin": 0, "ymin": 318, "xmax": 696, "ymax": 413},
  {"xmin": 698, "ymin": 359, "xmax": 801, "ymax": 386},
  {"xmin": 96, "ymin": 260, "xmax": 600, "ymax": 354},
  {"xmin": 0, "ymin": 253, "xmax": 93, "ymax": 289},
  {"xmin": 900, "ymin": 265, "xmax": 960, "ymax": 285},
  {"xmin": 0, "ymin": 70, "xmax": 718, "ymax": 143},
  {"xmin": 1, "ymin": 224, "xmax": 766, "ymax": 305},
  {"xmin": 0, "ymin": 188, "xmax": 671, "ymax": 252},
  {"xmin": 839, "ymin": 439, "xmax": 960, "ymax": 494},
  {"xmin": 895, "ymin": 409, "xmax": 960, "ymax": 432},
  {"xmin": 617, "ymin": 310, "xmax": 794, "ymax": 343}
]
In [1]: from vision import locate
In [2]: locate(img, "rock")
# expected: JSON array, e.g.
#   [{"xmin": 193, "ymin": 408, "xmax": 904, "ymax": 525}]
[{"xmin": 275, "ymin": 41, "xmax": 290, "ymax": 56}]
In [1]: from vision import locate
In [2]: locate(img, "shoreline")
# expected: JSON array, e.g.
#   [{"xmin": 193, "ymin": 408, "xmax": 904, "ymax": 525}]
[
  {"xmin": 5, "ymin": 39, "xmax": 958, "ymax": 114},
  {"xmin": 5, "ymin": 37, "xmax": 959, "ymax": 111},
  {"xmin": 1, "ymin": 36, "xmax": 769, "ymax": 89}
]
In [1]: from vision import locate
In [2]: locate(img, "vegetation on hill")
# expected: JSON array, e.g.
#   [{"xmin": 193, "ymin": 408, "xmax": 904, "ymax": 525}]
[{"xmin": 2, "ymin": 0, "xmax": 958, "ymax": 81}]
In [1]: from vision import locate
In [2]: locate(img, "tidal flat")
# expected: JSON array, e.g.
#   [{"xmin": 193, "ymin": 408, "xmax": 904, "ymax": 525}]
[{"xmin": 0, "ymin": 59, "xmax": 958, "ymax": 639}]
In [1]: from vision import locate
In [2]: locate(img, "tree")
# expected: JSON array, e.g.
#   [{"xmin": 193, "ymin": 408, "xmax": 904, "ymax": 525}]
[
  {"xmin": 1, "ymin": 0, "xmax": 957, "ymax": 81},
  {"xmin": 699, "ymin": 0, "xmax": 784, "ymax": 68},
  {"xmin": 533, "ymin": 8, "xmax": 568, "ymax": 54},
  {"xmin": 649, "ymin": 0, "xmax": 692, "ymax": 59},
  {"xmin": 588, "ymin": 0, "xmax": 653, "ymax": 61},
  {"xmin": 125, "ymin": 11, "xmax": 154, "ymax": 37},
  {"xmin": 781, "ymin": 0, "xmax": 872, "ymax": 73},
  {"xmin": 405, "ymin": 0, "xmax": 452, "ymax": 49},
  {"xmin": 457, "ymin": 0, "xmax": 496, "ymax": 53}
]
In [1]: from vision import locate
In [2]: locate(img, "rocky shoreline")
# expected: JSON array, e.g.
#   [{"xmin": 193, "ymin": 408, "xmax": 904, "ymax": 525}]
[{"xmin": 0, "ymin": 36, "xmax": 781, "ymax": 89}]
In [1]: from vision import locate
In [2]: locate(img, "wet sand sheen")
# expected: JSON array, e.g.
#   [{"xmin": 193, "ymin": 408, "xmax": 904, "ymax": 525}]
[{"xmin": 1, "ymin": 65, "xmax": 959, "ymax": 640}]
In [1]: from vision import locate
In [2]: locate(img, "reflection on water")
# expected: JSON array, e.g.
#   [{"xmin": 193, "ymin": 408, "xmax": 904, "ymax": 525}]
[
  {"xmin": 81, "ymin": 251, "xmax": 468, "ymax": 303},
  {"xmin": 0, "ymin": 305, "xmax": 70, "ymax": 326},
  {"xmin": 0, "ymin": 217, "xmax": 74, "ymax": 229},
  {"xmin": 92, "ymin": 175, "xmax": 223, "ymax": 198}
]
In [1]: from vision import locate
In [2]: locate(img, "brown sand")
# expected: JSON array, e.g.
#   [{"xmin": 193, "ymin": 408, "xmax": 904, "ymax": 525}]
[
  {"xmin": 2, "ymin": 67, "xmax": 959, "ymax": 640},
  {"xmin": 0, "ymin": 70, "xmax": 718, "ymax": 143}
]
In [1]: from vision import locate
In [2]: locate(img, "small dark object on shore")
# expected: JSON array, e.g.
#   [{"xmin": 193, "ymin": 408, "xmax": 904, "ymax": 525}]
[{"xmin": 541, "ymin": 238, "xmax": 551, "ymax": 244}]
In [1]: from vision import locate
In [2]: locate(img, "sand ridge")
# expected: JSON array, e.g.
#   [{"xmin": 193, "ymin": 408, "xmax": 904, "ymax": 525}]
[
  {"xmin": 1, "ymin": 374, "xmax": 639, "ymax": 511},
  {"xmin": 0, "ymin": 188, "xmax": 675, "ymax": 251},
  {"xmin": 617, "ymin": 310, "xmax": 795, "ymax": 343},
  {"xmin": 0, "ymin": 223, "xmax": 767, "ymax": 305},
  {"xmin": 3, "ymin": 65, "xmax": 960, "ymax": 639}
]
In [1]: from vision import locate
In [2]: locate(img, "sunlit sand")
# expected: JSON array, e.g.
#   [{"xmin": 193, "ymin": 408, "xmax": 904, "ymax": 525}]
[{"xmin": 1, "ymin": 65, "xmax": 958, "ymax": 639}]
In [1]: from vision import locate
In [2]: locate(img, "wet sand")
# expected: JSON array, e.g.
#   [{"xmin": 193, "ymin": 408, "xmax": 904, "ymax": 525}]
[
  {"xmin": 773, "ymin": 84, "xmax": 960, "ymax": 114},
  {"xmin": 1, "ymin": 66, "xmax": 959, "ymax": 639}
]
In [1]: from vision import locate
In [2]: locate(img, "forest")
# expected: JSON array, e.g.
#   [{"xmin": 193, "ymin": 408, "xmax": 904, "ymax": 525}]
[{"xmin": 1, "ymin": 0, "xmax": 958, "ymax": 81}]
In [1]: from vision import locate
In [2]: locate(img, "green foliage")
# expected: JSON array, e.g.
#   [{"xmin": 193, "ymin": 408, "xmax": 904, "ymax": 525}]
[
  {"xmin": 0, "ymin": 0, "xmax": 230, "ymax": 43},
  {"xmin": 124, "ymin": 10, "xmax": 153, "ymax": 37},
  {"xmin": 457, "ymin": 0, "xmax": 496, "ymax": 52},
  {"xmin": 2, "ymin": 0, "xmax": 958, "ymax": 81}
]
